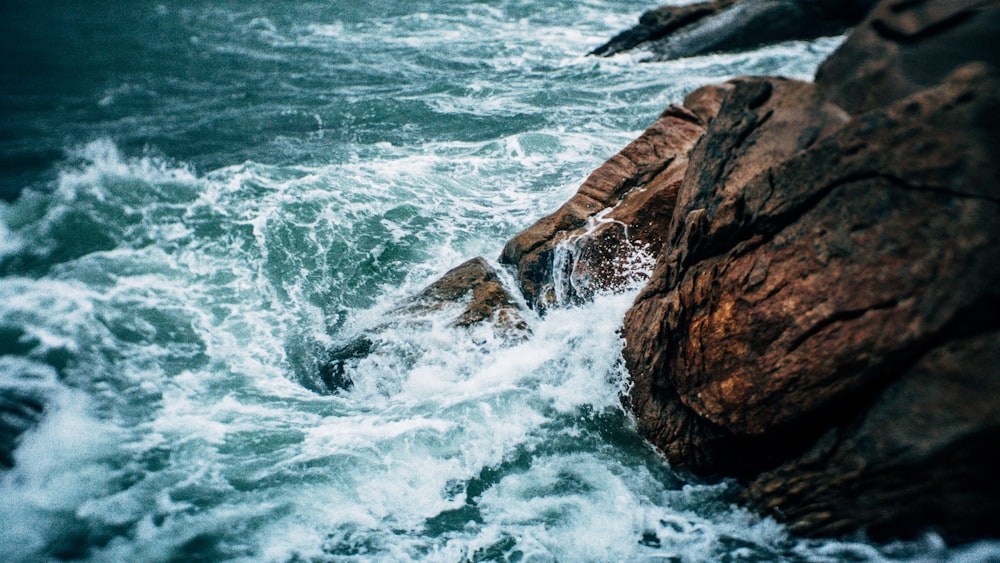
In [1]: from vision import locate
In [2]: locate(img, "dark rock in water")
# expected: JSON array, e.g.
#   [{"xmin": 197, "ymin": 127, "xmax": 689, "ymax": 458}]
[
  {"xmin": 613, "ymin": 0, "xmax": 1000, "ymax": 539},
  {"xmin": 0, "ymin": 387, "xmax": 45, "ymax": 468},
  {"xmin": 500, "ymin": 99, "xmax": 710, "ymax": 309},
  {"xmin": 591, "ymin": 0, "xmax": 877, "ymax": 61},
  {"xmin": 314, "ymin": 337, "xmax": 374, "ymax": 394},
  {"xmin": 306, "ymin": 258, "xmax": 528, "ymax": 394}
]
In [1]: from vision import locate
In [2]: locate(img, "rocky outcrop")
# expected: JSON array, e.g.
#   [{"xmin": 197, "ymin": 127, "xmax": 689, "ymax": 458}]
[
  {"xmin": 591, "ymin": 0, "xmax": 877, "ymax": 61},
  {"xmin": 499, "ymin": 91, "xmax": 722, "ymax": 308},
  {"xmin": 316, "ymin": 0, "xmax": 999, "ymax": 539},
  {"xmin": 618, "ymin": 0, "xmax": 1000, "ymax": 540},
  {"xmin": 405, "ymin": 257, "xmax": 528, "ymax": 335},
  {"xmin": 589, "ymin": 0, "xmax": 739, "ymax": 57},
  {"xmin": 309, "ymin": 258, "xmax": 527, "ymax": 394},
  {"xmin": 625, "ymin": 61, "xmax": 1000, "ymax": 465},
  {"xmin": 744, "ymin": 329, "xmax": 1000, "ymax": 540}
]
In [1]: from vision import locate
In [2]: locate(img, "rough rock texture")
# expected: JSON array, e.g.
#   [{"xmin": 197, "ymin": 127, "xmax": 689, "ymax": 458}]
[
  {"xmin": 815, "ymin": 0, "xmax": 1000, "ymax": 114},
  {"xmin": 744, "ymin": 330, "xmax": 1000, "ymax": 540},
  {"xmin": 591, "ymin": 0, "xmax": 876, "ymax": 61},
  {"xmin": 406, "ymin": 257, "xmax": 528, "ymax": 334},
  {"xmin": 619, "ymin": 0, "xmax": 1000, "ymax": 540},
  {"xmin": 499, "ymin": 98, "xmax": 714, "ymax": 308}
]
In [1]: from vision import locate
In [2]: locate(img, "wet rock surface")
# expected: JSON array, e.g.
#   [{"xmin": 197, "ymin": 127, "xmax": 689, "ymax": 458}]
[
  {"xmin": 0, "ymin": 387, "xmax": 45, "ymax": 469},
  {"xmin": 617, "ymin": 0, "xmax": 1000, "ymax": 540},
  {"xmin": 591, "ymin": 0, "xmax": 877, "ymax": 61},
  {"xmin": 499, "ymin": 100, "xmax": 711, "ymax": 309},
  {"xmin": 405, "ymin": 257, "xmax": 528, "ymax": 334}
]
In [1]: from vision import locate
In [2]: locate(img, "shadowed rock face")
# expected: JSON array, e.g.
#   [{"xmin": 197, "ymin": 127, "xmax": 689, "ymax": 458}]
[
  {"xmin": 816, "ymin": 0, "xmax": 1000, "ymax": 114},
  {"xmin": 744, "ymin": 329, "xmax": 1000, "ymax": 540},
  {"xmin": 591, "ymin": 0, "xmax": 877, "ymax": 61},
  {"xmin": 620, "ymin": 0, "xmax": 1000, "ymax": 540}
]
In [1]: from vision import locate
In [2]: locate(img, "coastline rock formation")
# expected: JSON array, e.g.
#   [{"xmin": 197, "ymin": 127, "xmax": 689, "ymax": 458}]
[
  {"xmin": 500, "ymin": 100, "xmax": 714, "ymax": 308},
  {"xmin": 616, "ymin": 0, "xmax": 1000, "ymax": 540},
  {"xmin": 314, "ymin": 0, "xmax": 999, "ymax": 542},
  {"xmin": 480, "ymin": 0, "xmax": 1000, "ymax": 541},
  {"xmin": 591, "ymin": 0, "xmax": 877, "ymax": 61}
]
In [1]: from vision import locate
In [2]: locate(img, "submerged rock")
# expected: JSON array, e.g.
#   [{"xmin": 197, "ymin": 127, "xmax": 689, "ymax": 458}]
[
  {"xmin": 591, "ymin": 0, "xmax": 877, "ymax": 61},
  {"xmin": 306, "ymin": 258, "xmax": 528, "ymax": 394}
]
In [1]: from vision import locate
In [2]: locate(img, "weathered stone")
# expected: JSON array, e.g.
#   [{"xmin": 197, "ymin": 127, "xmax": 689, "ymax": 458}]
[
  {"xmin": 407, "ymin": 257, "xmax": 529, "ymax": 335},
  {"xmin": 624, "ymin": 63, "xmax": 1000, "ymax": 470},
  {"xmin": 815, "ymin": 0, "xmax": 1000, "ymax": 114},
  {"xmin": 744, "ymin": 330, "xmax": 1000, "ymax": 540},
  {"xmin": 591, "ymin": 0, "xmax": 876, "ymax": 62},
  {"xmin": 500, "ymin": 104, "xmax": 708, "ymax": 309}
]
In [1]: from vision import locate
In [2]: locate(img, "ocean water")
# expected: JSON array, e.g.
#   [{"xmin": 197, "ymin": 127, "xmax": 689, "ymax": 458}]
[{"xmin": 1, "ymin": 1, "xmax": 997, "ymax": 561}]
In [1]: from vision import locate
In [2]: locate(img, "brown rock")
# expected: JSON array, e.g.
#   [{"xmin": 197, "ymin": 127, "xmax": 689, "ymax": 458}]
[
  {"xmin": 744, "ymin": 330, "xmax": 1000, "ymax": 540},
  {"xmin": 622, "ymin": 59, "xmax": 1000, "ymax": 537},
  {"xmin": 407, "ymin": 257, "xmax": 528, "ymax": 335},
  {"xmin": 815, "ymin": 0, "xmax": 1000, "ymax": 114},
  {"xmin": 499, "ymin": 101, "xmax": 710, "ymax": 309},
  {"xmin": 625, "ymin": 63, "xmax": 1000, "ymax": 463}
]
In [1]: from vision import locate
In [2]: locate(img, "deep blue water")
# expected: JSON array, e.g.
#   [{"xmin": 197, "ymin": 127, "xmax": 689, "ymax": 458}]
[{"xmin": 1, "ymin": 1, "xmax": 997, "ymax": 561}]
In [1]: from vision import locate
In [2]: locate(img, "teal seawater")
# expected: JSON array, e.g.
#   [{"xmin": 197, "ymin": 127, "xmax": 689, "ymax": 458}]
[{"xmin": 1, "ymin": 1, "xmax": 997, "ymax": 561}]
